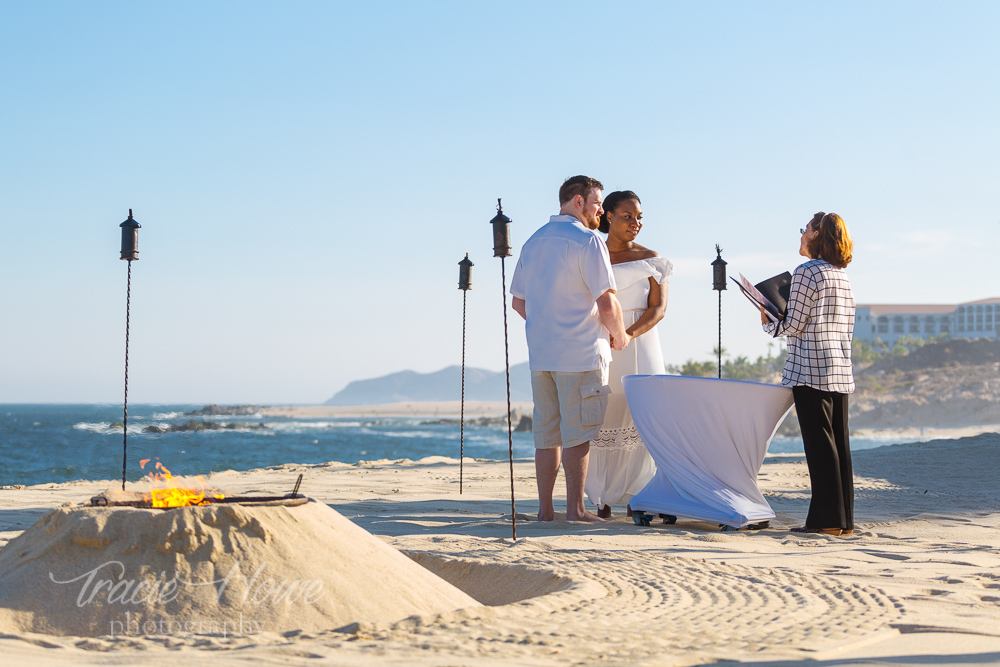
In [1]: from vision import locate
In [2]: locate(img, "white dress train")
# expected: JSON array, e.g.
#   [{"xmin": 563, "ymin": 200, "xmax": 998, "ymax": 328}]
[{"xmin": 585, "ymin": 256, "xmax": 673, "ymax": 510}]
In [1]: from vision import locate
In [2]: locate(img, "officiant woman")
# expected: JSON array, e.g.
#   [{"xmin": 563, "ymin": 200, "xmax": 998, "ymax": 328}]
[{"xmin": 761, "ymin": 212, "xmax": 856, "ymax": 536}]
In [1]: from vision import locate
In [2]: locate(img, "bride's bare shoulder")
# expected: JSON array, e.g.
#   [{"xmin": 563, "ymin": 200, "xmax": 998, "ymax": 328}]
[{"xmin": 633, "ymin": 244, "xmax": 658, "ymax": 260}]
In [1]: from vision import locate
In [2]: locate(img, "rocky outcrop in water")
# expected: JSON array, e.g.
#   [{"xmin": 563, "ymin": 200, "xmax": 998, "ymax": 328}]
[
  {"xmin": 143, "ymin": 420, "xmax": 270, "ymax": 433},
  {"xmin": 423, "ymin": 410, "xmax": 533, "ymax": 432}
]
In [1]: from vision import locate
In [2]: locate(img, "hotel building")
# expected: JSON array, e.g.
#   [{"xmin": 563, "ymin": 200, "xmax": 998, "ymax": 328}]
[{"xmin": 854, "ymin": 298, "xmax": 1000, "ymax": 346}]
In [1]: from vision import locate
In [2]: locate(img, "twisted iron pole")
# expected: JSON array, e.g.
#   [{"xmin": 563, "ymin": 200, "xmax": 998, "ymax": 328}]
[
  {"xmin": 122, "ymin": 259, "xmax": 133, "ymax": 490},
  {"xmin": 460, "ymin": 289, "xmax": 467, "ymax": 494},
  {"xmin": 501, "ymin": 256, "xmax": 516, "ymax": 540}
]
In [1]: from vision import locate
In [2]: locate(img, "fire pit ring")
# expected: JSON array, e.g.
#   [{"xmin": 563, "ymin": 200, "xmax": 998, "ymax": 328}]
[{"xmin": 90, "ymin": 473, "xmax": 306, "ymax": 510}]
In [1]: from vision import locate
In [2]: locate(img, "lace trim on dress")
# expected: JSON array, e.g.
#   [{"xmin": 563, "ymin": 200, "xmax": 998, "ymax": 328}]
[{"xmin": 590, "ymin": 426, "xmax": 645, "ymax": 451}]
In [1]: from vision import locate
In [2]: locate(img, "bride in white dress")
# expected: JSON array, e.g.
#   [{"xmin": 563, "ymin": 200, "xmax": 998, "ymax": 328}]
[{"xmin": 586, "ymin": 191, "xmax": 672, "ymax": 518}]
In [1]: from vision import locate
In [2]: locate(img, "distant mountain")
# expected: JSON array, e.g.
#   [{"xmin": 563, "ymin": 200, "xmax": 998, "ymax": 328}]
[{"xmin": 324, "ymin": 363, "xmax": 532, "ymax": 405}]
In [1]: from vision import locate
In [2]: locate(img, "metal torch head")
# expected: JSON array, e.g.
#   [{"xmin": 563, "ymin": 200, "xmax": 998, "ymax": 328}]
[
  {"xmin": 490, "ymin": 198, "xmax": 512, "ymax": 258},
  {"xmin": 458, "ymin": 253, "xmax": 473, "ymax": 290},
  {"xmin": 119, "ymin": 209, "xmax": 141, "ymax": 261},
  {"xmin": 711, "ymin": 244, "xmax": 727, "ymax": 291}
]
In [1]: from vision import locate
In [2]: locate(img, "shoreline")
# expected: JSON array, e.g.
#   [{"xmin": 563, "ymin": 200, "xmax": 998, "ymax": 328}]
[
  {"xmin": 261, "ymin": 401, "xmax": 1000, "ymax": 440},
  {"xmin": 850, "ymin": 423, "xmax": 1000, "ymax": 439}
]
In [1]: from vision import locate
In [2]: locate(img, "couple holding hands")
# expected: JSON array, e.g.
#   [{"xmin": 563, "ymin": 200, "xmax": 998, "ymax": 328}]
[{"xmin": 511, "ymin": 175, "xmax": 856, "ymax": 535}]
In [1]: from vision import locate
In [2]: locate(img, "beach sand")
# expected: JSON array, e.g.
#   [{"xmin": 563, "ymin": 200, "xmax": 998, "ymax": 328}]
[{"xmin": 0, "ymin": 432, "xmax": 998, "ymax": 666}]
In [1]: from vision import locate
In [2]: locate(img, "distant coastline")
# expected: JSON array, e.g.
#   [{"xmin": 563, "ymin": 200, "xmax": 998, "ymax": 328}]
[
  {"xmin": 323, "ymin": 363, "xmax": 532, "ymax": 406},
  {"xmin": 261, "ymin": 400, "xmax": 533, "ymax": 419}
]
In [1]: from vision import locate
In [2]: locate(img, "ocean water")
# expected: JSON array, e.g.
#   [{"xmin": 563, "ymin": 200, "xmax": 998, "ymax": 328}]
[
  {"xmin": 0, "ymin": 404, "xmax": 924, "ymax": 487},
  {"xmin": 0, "ymin": 404, "xmax": 537, "ymax": 487}
]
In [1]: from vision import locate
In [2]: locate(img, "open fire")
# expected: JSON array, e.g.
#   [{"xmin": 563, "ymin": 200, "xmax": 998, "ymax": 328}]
[
  {"xmin": 90, "ymin": 462, "xmax": 304, "ymax": 510},
  {"xmin": 140, "ymin": 458, "xmax": 225, "ymax": 508}
]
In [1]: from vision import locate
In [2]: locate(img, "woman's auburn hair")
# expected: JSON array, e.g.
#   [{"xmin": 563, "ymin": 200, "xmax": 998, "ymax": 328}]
[{"xmin": 807, "ymin": 212, "xmax": 853, "ymax": 268}]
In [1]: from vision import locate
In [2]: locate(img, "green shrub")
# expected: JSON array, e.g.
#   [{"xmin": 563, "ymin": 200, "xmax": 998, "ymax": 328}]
[{"xmin": 668, "ymin": 343, "xmax": 787, "ymax": 380}]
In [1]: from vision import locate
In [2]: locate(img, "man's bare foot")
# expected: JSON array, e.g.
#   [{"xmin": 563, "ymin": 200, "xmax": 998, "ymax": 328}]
[
  {"xmin": 537, "ymin": 509, "xmax": 555, "ymax": 521},
  {"xmin": 597, "ymin": 505, "xmax": 612, "ymax": 519},
  {"xmin": 565, "ymin": 510, "xmax": 606, "ymax": 523}
]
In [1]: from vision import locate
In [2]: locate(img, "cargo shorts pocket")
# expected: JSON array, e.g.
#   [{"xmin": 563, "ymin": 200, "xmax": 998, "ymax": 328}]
[{"xmin": 580, "ymin": 383, "xmax": 611, "ymax": 426}]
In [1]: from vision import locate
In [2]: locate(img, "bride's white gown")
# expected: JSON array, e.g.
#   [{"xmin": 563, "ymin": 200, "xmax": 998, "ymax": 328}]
[{"xmin": 586, "ymin": 256, "xmax": 673, "ymax": 509}]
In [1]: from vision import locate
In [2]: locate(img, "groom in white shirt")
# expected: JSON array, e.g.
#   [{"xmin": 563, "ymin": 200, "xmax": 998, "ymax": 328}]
[{"xmin": 511, "ymin": 175, "xmax": 630, "ymax": 522}]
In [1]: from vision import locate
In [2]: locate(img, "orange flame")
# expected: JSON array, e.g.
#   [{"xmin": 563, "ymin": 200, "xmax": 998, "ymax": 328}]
[{"xmin": 141, "ymin": 458, "xmax": 225, "ymax": 508}]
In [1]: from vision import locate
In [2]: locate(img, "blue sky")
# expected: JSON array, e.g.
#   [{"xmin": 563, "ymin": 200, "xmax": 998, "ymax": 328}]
[{"xmin": 2, "ymin": 1, "xmax": 997, "ymax": 403}]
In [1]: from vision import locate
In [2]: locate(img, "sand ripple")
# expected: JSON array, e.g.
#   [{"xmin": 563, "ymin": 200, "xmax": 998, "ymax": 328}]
[
  {"xmin": 4, "ymin": 538, "xmax": 902, "ymax": 665},
  {"xmin": 376, "ymin": 540, "xmax": 903, "ymax": 663}
]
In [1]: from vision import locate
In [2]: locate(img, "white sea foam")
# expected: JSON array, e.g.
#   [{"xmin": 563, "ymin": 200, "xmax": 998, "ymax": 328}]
[
  {"xmin": 151, "ymin": 411, "xmax": 184, "ymax": 420},
  {"xmin": 267, "ymin": 421, "xmax": 364, "ymax": 431},
  {"xmin": 73, "ymin": 422, "xmax": 111, "ymax": 432},
  {"xmin": 73, "ymin": 422, "xmax": 145, "ymax": 435},
  {"xmin": 379, "ymin": 430, "xmax": 438, "ymax": 439}
]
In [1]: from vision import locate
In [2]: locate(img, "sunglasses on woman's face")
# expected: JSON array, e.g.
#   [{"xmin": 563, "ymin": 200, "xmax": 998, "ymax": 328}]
[{"xmin": 800, "ymin": 227, "xmax": 812, "ymax": 234}]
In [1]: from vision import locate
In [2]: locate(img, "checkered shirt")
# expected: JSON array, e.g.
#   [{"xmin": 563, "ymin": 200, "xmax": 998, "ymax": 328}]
[{"xmin": 763, "ymin": 259, "xmax": 856, "ymax": 393}]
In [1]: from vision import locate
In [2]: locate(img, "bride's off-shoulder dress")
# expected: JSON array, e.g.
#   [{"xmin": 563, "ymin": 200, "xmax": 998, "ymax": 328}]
[{"xmin": 585, "ymin": 256, "xmax": 673, "ymax": 510}]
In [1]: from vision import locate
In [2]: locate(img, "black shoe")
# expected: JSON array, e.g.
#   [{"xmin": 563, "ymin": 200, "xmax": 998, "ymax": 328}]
[{"xmin": 790, "ymin": 526, "xmax": 842, "ymax": 536}]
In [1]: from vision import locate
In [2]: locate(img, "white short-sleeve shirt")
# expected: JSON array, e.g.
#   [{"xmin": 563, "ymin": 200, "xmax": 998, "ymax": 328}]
[{"xmin": 510, "ymin": 215, "xmax": 617, "ymax": 372}]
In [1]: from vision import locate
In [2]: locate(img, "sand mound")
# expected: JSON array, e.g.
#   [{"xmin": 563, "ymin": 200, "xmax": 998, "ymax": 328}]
[{"xmin": 0, "ymin": 499, "xmax": 479, "ymax": 637}]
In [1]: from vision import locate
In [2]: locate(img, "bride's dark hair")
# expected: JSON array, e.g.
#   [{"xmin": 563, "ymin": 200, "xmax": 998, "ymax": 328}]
[{"xmin": 598, "ymin": 190, "xmax": 641, "ymax": 234}]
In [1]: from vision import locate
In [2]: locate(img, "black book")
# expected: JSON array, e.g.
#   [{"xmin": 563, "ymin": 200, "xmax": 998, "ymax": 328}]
[
  {"xmin": 732, "ymin": 271, "xmax": 792, "ymax": 322},
  {"xmin": 755, "ymin": 272, "xmax": 792, "ymax": 318}
]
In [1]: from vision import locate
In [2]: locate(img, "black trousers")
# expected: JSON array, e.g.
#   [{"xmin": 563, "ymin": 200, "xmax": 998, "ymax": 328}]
[{"xmin": 792, "ymin": 385, "xmax": 853, "ymax": 531}]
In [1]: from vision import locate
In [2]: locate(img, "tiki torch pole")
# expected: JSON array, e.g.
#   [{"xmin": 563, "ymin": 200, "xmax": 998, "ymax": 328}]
[
  {"xmin": 119, "ymin": 210, "xmax": 141, "ymax": 490},
  {"xmin": 712, "ymin": 244, "xmax": 727, "ymax": 379},
  {"xmin": 489, "ymin": 199, "xmax": 516, "ymax": 540},
  {"xmin": 457, "ymin": 254, "xmax": 474, "ymax": 494}
]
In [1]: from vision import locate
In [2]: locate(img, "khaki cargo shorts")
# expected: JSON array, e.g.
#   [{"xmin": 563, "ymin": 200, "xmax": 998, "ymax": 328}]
[{"xmin": 530, "ymin": 364, "xmax": 611, "ymax": 449}]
